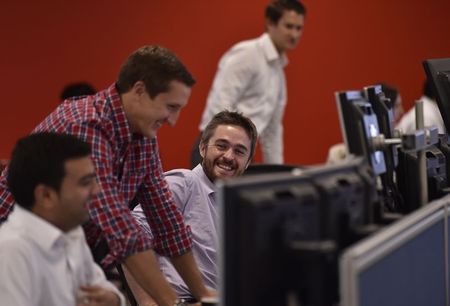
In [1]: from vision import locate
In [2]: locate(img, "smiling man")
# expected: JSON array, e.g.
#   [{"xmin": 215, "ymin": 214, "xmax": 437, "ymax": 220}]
[
  {"xmin": 192, "ymin": 0, "xmax": 306, "ymax": 166},
  {"xmin": 0, "ymin": 133, "xmax": 124, "ymax": 306},
  {"xmin": 0, "ymin": 46, "xmax": 211, "ymax": 306},
  {"xmin": 128, "ymin": 111, "xmax": 258, "ymax": 304}
]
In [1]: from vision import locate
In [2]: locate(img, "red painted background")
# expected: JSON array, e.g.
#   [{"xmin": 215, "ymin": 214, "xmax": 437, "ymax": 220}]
[{"xmin": 1, "ymin": 1, "xmax": 450, "ymax": 169}]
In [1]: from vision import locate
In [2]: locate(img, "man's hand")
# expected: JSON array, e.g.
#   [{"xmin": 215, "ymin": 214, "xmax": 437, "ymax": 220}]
[{"xmin": 76, "ymin": 285, "xmax": 120, "ymax": 306}]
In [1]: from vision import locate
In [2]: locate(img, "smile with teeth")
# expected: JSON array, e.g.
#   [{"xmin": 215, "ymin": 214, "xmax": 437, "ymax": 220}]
[{"xmin": 217, "ymin": 162, "xmax": 234, "ymax": 172}]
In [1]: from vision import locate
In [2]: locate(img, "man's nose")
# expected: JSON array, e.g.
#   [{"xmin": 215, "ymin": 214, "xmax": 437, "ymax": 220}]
[
  {"xmin": 167, "ymin": 111, "xmax": 180, "ymax": 126},
  {"xmin": 223, "ymin": 147, "xmax": 235, "ymax": 159}
]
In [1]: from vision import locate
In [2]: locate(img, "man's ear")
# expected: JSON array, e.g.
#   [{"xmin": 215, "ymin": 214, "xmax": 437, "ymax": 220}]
[
  {"xmin": 265, "ymin": 18, "xmax": 276, "ymax": 31},
  {"xmin": 131, "ymin": 81, "xmax": 146, "ymax": 96},
  {"xmin": 199, "ymin": 142, "xmax": 206, "ymax": 159},
  {"xmin": 34, "ymin": 184, "xmax": 56, "ymax": 209}
]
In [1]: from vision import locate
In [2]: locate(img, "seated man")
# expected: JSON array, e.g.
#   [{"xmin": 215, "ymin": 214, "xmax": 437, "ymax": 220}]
[
  {"xmin": 127, "ymin": 110, "xmax": 258, "ymax": 304},
  {"xmin": 0, "ymin": 132, "xmax": 124, "ymax": 306}
]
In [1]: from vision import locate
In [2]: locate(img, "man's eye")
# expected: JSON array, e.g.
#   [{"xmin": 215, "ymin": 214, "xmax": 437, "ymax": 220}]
[
  {"xmin": 235, "ymin": 149, "xmax": 246, "ymax": 156},
  {"xmin": 216, "ymin": 144, "xmax": 227, "ymax": 150}
]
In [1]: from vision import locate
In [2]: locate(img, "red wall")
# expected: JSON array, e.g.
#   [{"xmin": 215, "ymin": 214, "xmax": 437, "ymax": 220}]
[{"xmin": 1, "ymin": 1, "xmax": 450, "ymax": 169}]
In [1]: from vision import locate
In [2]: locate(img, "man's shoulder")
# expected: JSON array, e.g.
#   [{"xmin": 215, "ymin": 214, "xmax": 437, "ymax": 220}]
[
  {"xmin": 0, "ymin": 227, "xmax": 33, "ymax": 257},
  {"xmin": 164, "ymin": 168, "xmax": 196, "ymax": 182},
  {"xmin": 223, "ymin": 35, "xmax": 265, "ymax": 62}
]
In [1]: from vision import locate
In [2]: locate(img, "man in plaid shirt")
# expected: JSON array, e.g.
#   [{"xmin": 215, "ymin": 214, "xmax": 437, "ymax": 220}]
[{"xmin": 0, "ymin": 45, "xmax": 210, "ymax": 306}]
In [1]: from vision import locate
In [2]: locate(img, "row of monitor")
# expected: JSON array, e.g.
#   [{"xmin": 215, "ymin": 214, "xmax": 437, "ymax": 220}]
[
  {"xmin": 217, "ymin": 57, "xmax": 450, "ymax": 305},
  {"xmin": 340, "ymin": 196, "xmax": 450, "ymax": 306}
]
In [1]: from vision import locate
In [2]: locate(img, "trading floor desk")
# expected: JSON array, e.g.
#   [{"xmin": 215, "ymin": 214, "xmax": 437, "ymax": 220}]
[{"xmin": 340, "ymin": 194, "xmax": 450, "ymax": 306}]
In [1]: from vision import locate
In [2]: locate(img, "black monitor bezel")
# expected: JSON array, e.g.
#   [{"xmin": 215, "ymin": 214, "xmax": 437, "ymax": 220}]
[{"xmin": 423, "ymin": 58, "xmax": 450, "ymax": 134}]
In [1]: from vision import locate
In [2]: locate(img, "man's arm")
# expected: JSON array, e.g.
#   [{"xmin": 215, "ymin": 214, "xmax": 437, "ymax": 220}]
[
  {"xmin": 123, "ymin": 250, "xmax": 213, "ymax": 305},
  {"xmin": 122, "ymin": 263, "xmax": 158, "ymax": 306},
  {"xmin": 123, "ymin": 250, "xmax": 178, "ymax": 306},
  {"xmin": 170, "ymin": 251, "xmax": 212, "ymax": 300},
  {"xmin": 259, "ymin": 74, "xmax": 286, "ymax": 164},
  {"xmin": 0, "ymin": 166, "xmax": 16, "ymax": 222}
]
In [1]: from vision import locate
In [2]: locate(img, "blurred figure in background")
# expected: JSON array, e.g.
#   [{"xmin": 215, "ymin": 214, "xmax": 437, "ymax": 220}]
[
  {"xmin": 380, "ymin": 83, "xmax": 404, "ymax": 124},
  {"xmin": 396, "ymin": 79, "xmax": 445, "ymax": 134},
  {"xmin": 60, "ymin": 82, "xmax": 96, "ymax": 100}
]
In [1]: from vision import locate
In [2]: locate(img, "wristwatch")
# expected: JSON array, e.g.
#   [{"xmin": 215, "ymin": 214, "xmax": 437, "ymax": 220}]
[{"xmin": 174, "ymin": 298, "xmax": 189, "ymax": 306}]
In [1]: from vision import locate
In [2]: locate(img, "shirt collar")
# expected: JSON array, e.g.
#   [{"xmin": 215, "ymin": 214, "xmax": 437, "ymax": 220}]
[
  {"xmin": 10, "ymin": 206, "xmax": 73, "ymax": 252},
  {"xmin": 106, "ymin": 83, "xmax": 135, "ymax": 146},
  {"xmin": 193, "ymin": 164, "xmax": 216, "ymax": 196},
  {"xmin": 259, "ymin": 33, "xmax": 289, "ymax": 67}
]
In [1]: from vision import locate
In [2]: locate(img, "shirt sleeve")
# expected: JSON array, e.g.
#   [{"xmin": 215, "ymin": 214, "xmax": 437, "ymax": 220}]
[
  {"xmin": 135, "ymin": 140, "xmax": 192, "ymax": 257},
  {"xmin": 0, "ymin": 167, "xmax": 16, "ymax": 223},
  {"xmin": 80, "ymin": 233, "xmax": 126, "ymax": 306},
  {"xmin": 72, "ymin": 123, "xmax": 154, "ymax": 264},
  {"xmin": 259, "ymin": 93, "xmax": 286, "ymax": 164}
]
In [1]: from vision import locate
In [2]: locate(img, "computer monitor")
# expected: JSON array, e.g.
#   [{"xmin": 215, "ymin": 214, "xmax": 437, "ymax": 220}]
[
  {"xmin": 423, "ymin": 58, "xmax": 450, "ymax": 134},
  {"xmin": 219, "ymin": 158, "xmax": 379, "ymax": 306},
  {"xmin": 364, "ymin": 85, "xmax": 403, "ymax": 211},
  {"xmin": 336, "ymin": 90, "xmax": 387, "ymax": 175},
  {"xmin": 340, "ymin": 196, "xmax": 448, "ymax": 306}
]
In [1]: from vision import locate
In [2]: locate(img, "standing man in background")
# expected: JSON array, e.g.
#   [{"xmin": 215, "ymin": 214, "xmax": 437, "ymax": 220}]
[
  {"xmin": 0, "ymin": 45, "xmax": 211, "ymax": 306},
  {"xmin": 192, "ymin": 0, "xmax": 306, "ymax": 166}
]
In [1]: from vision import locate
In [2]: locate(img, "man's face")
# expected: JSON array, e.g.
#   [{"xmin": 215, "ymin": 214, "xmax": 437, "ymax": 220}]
[
  {"xmin": 127, "ymin": 80, "xmax": 191, "ymax": 139},
  {"xmin": 267, "ymin": 10, "xmax": 305, "ymax": 53},
  {"xmin": 53, "ymin": 156, "xmax": 99, "ymax": 231},
  {"xmin": 200, "ymin": 124, "xmax": 252, "ymax": 182}
]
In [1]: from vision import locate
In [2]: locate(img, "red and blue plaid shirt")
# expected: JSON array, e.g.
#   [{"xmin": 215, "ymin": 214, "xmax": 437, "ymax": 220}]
[{"xmin": 0, "ymin": 84, "xmax": 192, "ymax": 267}]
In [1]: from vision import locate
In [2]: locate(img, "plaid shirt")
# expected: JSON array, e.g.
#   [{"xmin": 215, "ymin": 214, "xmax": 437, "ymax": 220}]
[{"xmin": 0, "ymin": 84, "xmax": 192, "ymax": 267}]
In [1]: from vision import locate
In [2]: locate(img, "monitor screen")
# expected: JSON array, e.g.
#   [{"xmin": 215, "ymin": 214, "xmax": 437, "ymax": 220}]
[
  {"xmin": 219, "ymin": 158, "xmax": 379, "ymax": 306},
  {"xmin": 423, "ymin": 58, "xmax": 450, "ymax": 134},
  {"xmin": 336, "ymin": 90, "xmax": 387, "ymax": 175},
  {"xmin": 340, "ymin": 197, "xmax": 448, "ymax": 306}
]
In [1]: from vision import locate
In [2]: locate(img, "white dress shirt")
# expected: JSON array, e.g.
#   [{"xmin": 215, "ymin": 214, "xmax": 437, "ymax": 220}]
[
  {"xmin": 396, "ymin": 95, "xmax": 445, "ymax": 134},
  {"xmin": 0, "ymin": 206, "xmax": 125, "ymax": 306},
  {"xmin": 199, "ymin": 33, "xmax": 288, "ymax": 164}
]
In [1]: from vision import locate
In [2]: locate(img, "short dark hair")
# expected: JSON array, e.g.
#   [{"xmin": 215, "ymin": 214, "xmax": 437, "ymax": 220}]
[
  {"xmin": 200, "ymin": 110, "xmax": 258, "ymax": 162},
  {"xmin": 7, "ymin": 133, "xmax": 91, "ymax": 209},
  {"xmin": 116, "ymin": 45, "xmax": 196, "ymax": 98},
  {"xmin": 60, "ymin": 82, "xmax": 96, "ymax": 100},
  {"xmin": 265, "ymin": 0, "xmax": 306, "ymax": 24}
]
